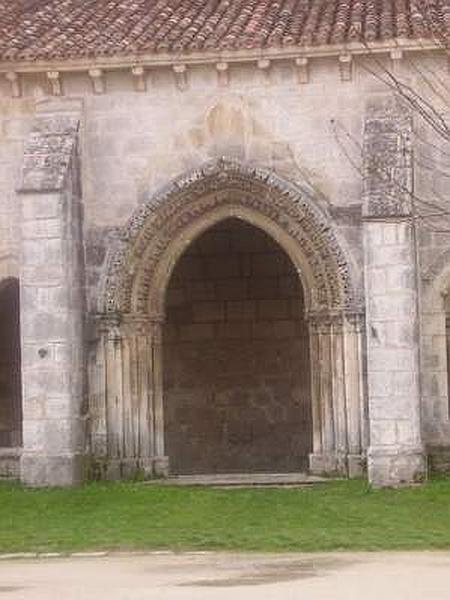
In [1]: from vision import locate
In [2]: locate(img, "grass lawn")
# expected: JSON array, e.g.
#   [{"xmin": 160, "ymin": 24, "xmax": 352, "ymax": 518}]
[{"xmin": 1, "ymin": 478, "xmax": 450, "ymax": 553}]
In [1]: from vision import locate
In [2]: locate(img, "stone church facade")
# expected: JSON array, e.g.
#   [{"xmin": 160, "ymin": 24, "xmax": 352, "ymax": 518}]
[{"xmin": 0, "ymin": 1, "xmax": 449, "ymax": 487}]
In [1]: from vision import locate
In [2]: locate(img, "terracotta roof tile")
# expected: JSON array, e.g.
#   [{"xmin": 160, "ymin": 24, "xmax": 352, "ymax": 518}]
[{"xmin": 0, "ymin": 0, "xmax": 447, "ymax": 63}]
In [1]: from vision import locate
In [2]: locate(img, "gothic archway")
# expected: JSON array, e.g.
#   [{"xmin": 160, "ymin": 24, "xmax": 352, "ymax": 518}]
[
  {"xmin": 92, "ymin": 159, "xmax": 366, "ymax": 479},
  {"xmin": 163, "ymin": 217, "xmax": 313, "ymax": 474}
]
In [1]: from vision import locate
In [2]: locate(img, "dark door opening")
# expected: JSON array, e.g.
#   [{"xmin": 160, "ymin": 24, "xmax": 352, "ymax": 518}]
[{"xmin": 163, "ymin": 218, "xmax": 311, "ymax": 474}]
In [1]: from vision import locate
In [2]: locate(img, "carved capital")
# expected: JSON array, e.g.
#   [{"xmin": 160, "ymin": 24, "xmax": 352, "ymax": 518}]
[
  {"xmin": 344, "ymin": 311, "xmax": 365, "ymax": 334},
  {"xmin": 121, "ymin": 312, "xmax": 164, "ymax": 336},
  {"xmin": 308, "ymin": 310, "xmax": 346, "ymax": 335},
  {"xmin": 96, "ymin": 313, "xmax": 122, "ymax": 341}
]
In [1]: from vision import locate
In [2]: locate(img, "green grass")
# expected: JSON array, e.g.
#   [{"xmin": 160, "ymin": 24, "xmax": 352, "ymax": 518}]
[{"xmin": 1, "ymin": 478, "xmax": 450, "ymax": 553}]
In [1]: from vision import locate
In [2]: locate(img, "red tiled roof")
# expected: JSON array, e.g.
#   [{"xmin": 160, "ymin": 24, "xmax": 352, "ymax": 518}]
[{"xmin": 0, "ymin": 0, "xmax": 448, "ymax": 62}]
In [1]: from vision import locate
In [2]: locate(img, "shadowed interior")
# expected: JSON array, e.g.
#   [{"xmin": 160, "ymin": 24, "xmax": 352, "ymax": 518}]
[{"xmin": 163, "ymin": 218, "xmax": 312, "ymax": 474}]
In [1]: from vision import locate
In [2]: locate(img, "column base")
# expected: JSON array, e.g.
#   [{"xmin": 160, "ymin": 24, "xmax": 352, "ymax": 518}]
[
  {"xmin": 20, "ymin": 453, "xmax": 86, "ymax": 487},
  {"xmin": 427, "ymin": 445, "xmax": 450, "ymax": 475},
  {"xmin": 97, "ymin": 456, "xmax": 170, "ymax": 480},
  {"xmin": 153, "ymin": 456, "xmax": 169, "ymax": 478},
  {"xmin": 368, "ymin": 446, "xmax": 427, "ymax": 487},
  {"xmin": 309, "ymin": 453, "xmax": 346, "ymax": 477},
  {"xmin": 309, "ymin": 453, "xmax": 366, "ymax": 477},
  {"xmin": 347, "ymin": 453, "xmax": 366, "ymax": 478}
]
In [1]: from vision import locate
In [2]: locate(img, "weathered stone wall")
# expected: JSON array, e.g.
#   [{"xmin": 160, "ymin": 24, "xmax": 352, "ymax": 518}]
[
  {"xmin": 0, "ymin": 50, "xmax": 449, "ymax": 483},
  {"xmin": 17, "ymin": 100, "xmax": 86, "ymax": 486},
  {"xmin": 163, "ymin": 219, "xmax": 311, "ymax": 474}
]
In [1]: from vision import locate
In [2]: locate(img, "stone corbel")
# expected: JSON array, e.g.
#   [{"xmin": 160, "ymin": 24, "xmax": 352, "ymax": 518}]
[
  {"xmin": 295, "ymin": 57, "xmax": 309, "ymax": 84},
  {"xmin": 47, "ymin": 71, "xmax": 62, "ymax": 96},
  {"xmin": 88, "ymin": 68, "xmax": 105, "ymax": 94},
  {"xmin": 5, "ymin": 71, "xmax": 21, "ymax": 98},
  {"xmin": 216, "ymin": 62, "xmax": 229, "ymax": 87},
  {"xmin": 257, "ymin": 58, "xmax": 271, "ymax": 85},
  {"xmin": 131, "ymin": 66, "xmax": 146, "ymax": 92},
  {"xmin": 390, "ymin": 49, "xmax": 403, "ymax": 75},
  {"xmin": 173, "ymin": 64, "xmax": 188, "ymax": 91},
  {"xmin": 339, "ymin": 54, "xmax": 353, "ymax": 82}
]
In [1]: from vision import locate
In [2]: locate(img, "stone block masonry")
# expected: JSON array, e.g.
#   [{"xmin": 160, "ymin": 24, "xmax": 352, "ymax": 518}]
[
  {"xmin": 163, "ymin": 218, "xmax": 312, "ymax": 474},
  {"xmin": 17, "ymin": 99, "xmax": 86, "ymax": 486},
  {"xmin": 363, "ymin": 96, "xmax": 426, "ymax": 486}
]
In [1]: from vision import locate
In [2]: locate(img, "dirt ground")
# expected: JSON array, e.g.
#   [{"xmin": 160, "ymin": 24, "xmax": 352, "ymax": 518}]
[{"xmin": 1, "ymin": 551, "xmax": 449, "ymax": 599}]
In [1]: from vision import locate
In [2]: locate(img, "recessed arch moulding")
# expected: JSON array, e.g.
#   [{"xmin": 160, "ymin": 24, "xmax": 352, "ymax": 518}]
[{"xmin": 91, "ymin": 159, "xmax": 367, "ymax": 479}]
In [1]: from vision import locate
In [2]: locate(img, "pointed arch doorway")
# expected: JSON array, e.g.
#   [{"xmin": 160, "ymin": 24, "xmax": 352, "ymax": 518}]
[
  {"xmin": 163, "ymin": 217, "xmax": 311, "ymax": 474},
  {"xmin": 94, "ymin": 159, "xmax": 366, "ymax": 479}
]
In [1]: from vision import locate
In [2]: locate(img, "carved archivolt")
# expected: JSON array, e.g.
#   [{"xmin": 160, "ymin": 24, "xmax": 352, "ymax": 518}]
[{"xmin": 100, "ymin": 158, "xmax": 358, "ymax": 317}]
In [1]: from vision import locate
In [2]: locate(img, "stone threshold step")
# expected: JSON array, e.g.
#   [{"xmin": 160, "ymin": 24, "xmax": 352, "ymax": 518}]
[{"xmin": 144, "ymin": 473, "xmax": 333, "ymax": 487}]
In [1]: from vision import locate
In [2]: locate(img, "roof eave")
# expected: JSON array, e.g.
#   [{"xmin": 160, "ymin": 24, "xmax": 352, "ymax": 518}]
[{"xmin": 0, "ymin": 37, "xmax": 443, "ymax": 73}]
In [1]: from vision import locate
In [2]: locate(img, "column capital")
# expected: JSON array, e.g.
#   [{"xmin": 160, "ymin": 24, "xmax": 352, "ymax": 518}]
[
  {"xmin": 96, "ymin": 312, "xmax": 164, "ymax": 337},
  {"xmin": 344, "ymin": 310, "xmax": 365, "ymax": 333},
  {"xmin": 307, "ymin": 310, "xmax": 345, "ymax": 333}
]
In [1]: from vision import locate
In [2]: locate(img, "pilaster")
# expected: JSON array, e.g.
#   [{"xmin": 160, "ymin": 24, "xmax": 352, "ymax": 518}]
[
  {"xmin": 308, "ymin": 311, "xmax": 366, "ymax": 477},
  {"xmin": 363, "ymin": 95, "xmax": 426, "ymax": 486},
  {"xmin": 17, "ymin": 99, "xmax": 85, "ymax": 486},
  {"xmin": 91, "ymin": 313, "xmax": 168, "ymax": 479}
]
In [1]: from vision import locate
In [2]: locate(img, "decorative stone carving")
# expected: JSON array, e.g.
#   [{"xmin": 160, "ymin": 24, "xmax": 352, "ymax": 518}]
[
  {"xmin": 17, "ymin": 102, "xmax": 85, "ymax": 486},
  {"xmin": 93, "ymin": 159, "xmax": 366, "ymax": 480},
  {"xmin": 363, "ymin": 96, "xmax": 413, "ymax": 217},
  {"xmin": 18, "ymin": 115, "xmax": 80, "ymax": 193},
  {"xmin": 100, "ymin": 158, "xmax": 359, "ymax": 317},
  {"xmin": 47, "ymin": 71, "xmax": 62, "ymax": 96}
]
